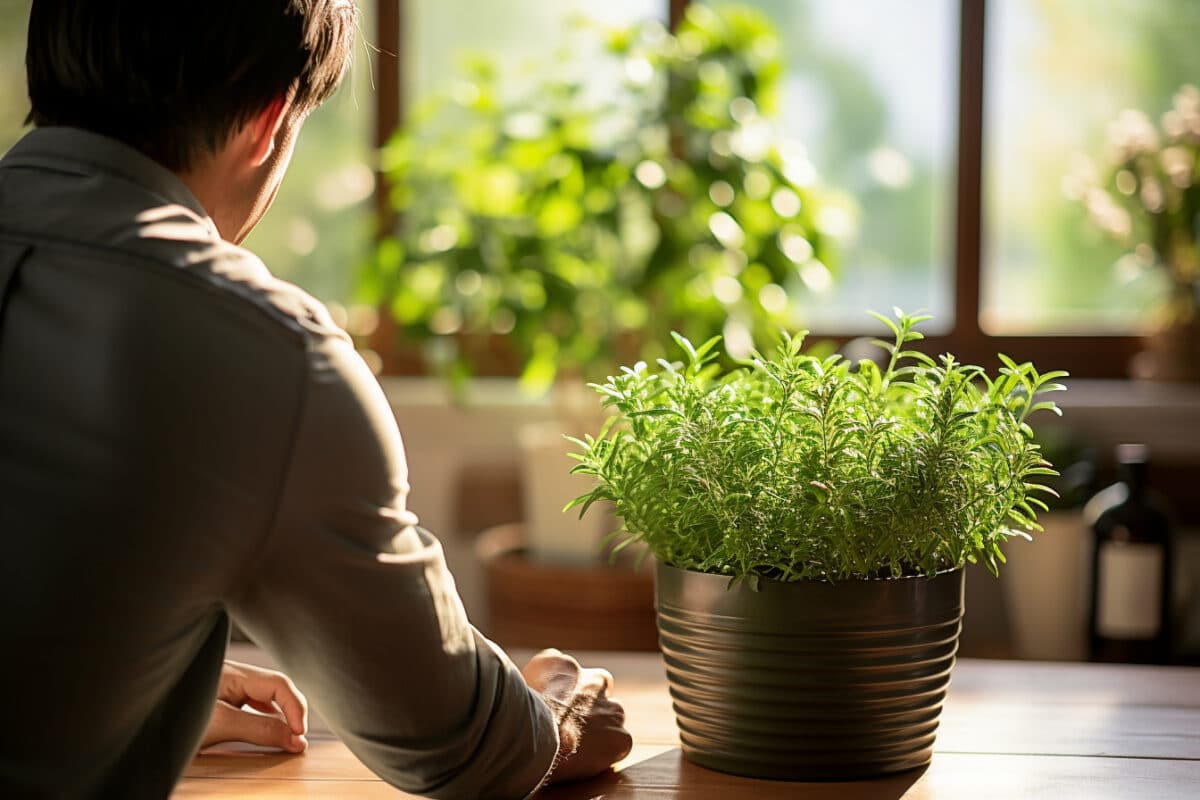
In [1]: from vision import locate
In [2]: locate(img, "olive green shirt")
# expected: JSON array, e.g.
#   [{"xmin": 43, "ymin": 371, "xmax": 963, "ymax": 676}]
[{"xmin": 0, "ymin": 127, "xmax": 558, "ymax": 799}]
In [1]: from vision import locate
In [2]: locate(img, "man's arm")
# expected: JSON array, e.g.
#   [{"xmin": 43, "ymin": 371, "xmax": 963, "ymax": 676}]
[{"xmin": 226, "ymin": 332, "xmax": 561, "ymax": 799}]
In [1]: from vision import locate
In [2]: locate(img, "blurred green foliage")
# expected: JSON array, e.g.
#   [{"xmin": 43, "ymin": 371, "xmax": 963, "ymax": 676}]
[
  {"xmin": 365, "ymin": 4, "xmax": 851, "ymax": 393},
  {"xmin": 986, "ymin": 0, "xmax": 1200, "ymax": 331},
  {"xmin": 239, "ymin": 78, "xmax": 374, "ymax": 305},
  {"xmin": 707, "ymin": 0, "xmax": 950, "ymax": 318},
  {"xmin": 1068, "ymin": 87, "xmax": 1200, "ymax": 325},
  {"xmin": 0, "ymin": 0, "xmax": 31, "ymax": 156},
  {"xmin": 0, "ymin": 0, "xmax": 371, "ymax": 306},
  {"xmin": 239, "ymin": 2, "xmax": 376, "ymax": 305}
]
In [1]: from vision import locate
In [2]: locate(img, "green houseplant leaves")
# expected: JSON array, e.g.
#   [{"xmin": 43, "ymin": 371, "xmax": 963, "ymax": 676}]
[
  {"xmin": 567, "ymin": 310, "xmax": 1068, "ymax": 582},
  {"xmin": 363, "ymin": 5, "xmax": 849, "ymax": 393},
  {"xmin": 1069, "ymin": 84, "xmax": 1200, "ymax": 325}
]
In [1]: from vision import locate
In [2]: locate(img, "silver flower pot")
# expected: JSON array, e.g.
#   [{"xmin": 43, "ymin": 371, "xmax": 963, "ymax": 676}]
[{"xmin": 655, "ymin": 560, "xmax": 965, "ymax": 780}]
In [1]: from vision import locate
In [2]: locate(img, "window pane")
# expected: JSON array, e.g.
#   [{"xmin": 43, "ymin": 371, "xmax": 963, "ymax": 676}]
[
  {"xmin": 1, "ymin": 1, "xmax": 30, "ymax": 156},
  {"xmin": 240, "ymin": 3, "xmax": 376, "ymax": 305},
  {"xmin": 982, "ymin": 0, "xmax": 1197, "ymax": 333},
  {"xmin": 0, "ymin": 0, "xmax": 371, "ymax": 306},
  {"xmin": 705, "ymin": 0, "xmax": 958, "ymax": 332},
  {"xmin": 407, "ymin": 0, "xmax": 667, "ymax": 105}
]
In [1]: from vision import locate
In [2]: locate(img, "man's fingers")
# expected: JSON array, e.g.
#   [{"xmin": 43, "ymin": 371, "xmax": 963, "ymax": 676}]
[
  {"xmin": 237, "ymin": 708, "xmax": 307, "ymax": 753},
  {"xmin": 613, "ymin": 727, "xmax": 634, "ymax": 761},
  {"xmin": 545, "ymin": 696, "xmax": 634, "ymax": 783},
  {"xmin": 240, "ymin": 671, "xmax": 308, "ymax": 736},
  {"xmin": 525, "ymin": 654, "xmax": 635, "ymax": 784},
  {"xmin": 593, "ymin": 696, "xmax": 626, "ymax": 727},
  {"xmin": 244, "ymin": 698, "xmax": 279, "ymax": 716},
  {"xmin": 222, "ymin": 661, "xmax": 308, "ymax": 736},
  {"xmin": 522, "ymin": 650, "xmax": 583, "ymax": 701},
  {"xmin": 583, "ymin": 667, "xmax": 615, "ymax": 695},
  {"xmin": 238, "ymin": 681, "xmax": 304, "ymax": 734},
  {"xmin": 202, "ymin": 702, "xmax": 307, "ymax": 753},
  {"xmin": 525, "ymin": 650, "xmax": 579, "ymax": 677}
]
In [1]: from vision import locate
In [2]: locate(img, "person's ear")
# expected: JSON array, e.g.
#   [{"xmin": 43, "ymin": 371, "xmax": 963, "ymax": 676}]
[{"xmin": 248, "ymin": 95, "xmax": 292, "ymax": 167}]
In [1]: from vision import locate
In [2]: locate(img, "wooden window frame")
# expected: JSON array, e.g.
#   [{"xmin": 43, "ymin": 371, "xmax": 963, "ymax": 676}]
[
  {"xmin": 934, "ymin": 0, "xmax": 1140, "ymax": 378},
  {"xmin": 371, "ymin": 0, "xmax": 1144, "ymax": 379}
]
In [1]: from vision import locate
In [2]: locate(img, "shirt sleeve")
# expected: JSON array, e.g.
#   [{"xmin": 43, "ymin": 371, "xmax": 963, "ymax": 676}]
[{"xmin": 227, "ymin": 330, "xmax": 559, "ymax": 800}]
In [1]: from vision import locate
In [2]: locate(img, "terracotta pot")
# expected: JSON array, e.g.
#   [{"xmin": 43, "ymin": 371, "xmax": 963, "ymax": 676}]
[{"xmin": 477, "ymin": 523, "xmax": 658, "ymax": 651}]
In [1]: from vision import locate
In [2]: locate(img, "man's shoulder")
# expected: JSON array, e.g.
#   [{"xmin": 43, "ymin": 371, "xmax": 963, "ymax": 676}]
[
  {"xmin": 5, "ymin": 201, "xmax": 348, "ymax": 360},
  {"xmin": 104, "ymin": 202, "xmax": 348, "ymax": 351},
  {"xmin": 187, "ymin": 238, "xmax": 350, "ymax": 350},
  {"xmin": 0, "ymin": 131, "xmax": 348, "ymax": 355}
]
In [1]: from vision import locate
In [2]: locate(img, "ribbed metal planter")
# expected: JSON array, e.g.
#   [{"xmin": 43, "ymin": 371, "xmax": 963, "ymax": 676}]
[{"xmin": 655, "ymin": 561, "xmax": 965, "ymax": 780}]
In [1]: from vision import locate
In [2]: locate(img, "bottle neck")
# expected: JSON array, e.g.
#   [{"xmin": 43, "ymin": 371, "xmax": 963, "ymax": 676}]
[{"xmin": 1118, "ymin": 460, "xmax": 1147, "ymax": 499}]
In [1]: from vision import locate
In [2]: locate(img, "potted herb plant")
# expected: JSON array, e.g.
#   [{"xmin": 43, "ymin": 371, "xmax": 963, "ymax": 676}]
[
  {"xmin": 567, "ymin": 310, "xmax": 1067, "ymax": 779},
  {"xmin": 365, "ymin": 5, "xmax": 849, "ymax": 560}
]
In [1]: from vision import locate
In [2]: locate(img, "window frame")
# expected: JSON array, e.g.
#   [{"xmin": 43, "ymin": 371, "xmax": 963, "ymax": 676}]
[
  {"xmin": 370, "ymin": 0, "xmax": 1144, "ymax": 379},
  {"xmin": 939, "ymin": 0, "xmax": 1140, "ymax": 379}
]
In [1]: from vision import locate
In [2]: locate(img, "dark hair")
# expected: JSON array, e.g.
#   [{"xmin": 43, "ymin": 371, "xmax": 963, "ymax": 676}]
[{"xmin": 26, "ymin": 0, "xmax": 358, "ymax": 171}]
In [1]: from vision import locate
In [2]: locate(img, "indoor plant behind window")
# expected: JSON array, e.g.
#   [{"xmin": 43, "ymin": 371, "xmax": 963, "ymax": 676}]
[
  {"xmin": 568, "ymin": 310, "xmax": 1067, "ymax": 779},
  {"xmin": 366, "ymin": 5, "xmax": 850, "ymax": 561},
  {"xmin": 1070, "ymin": 84, "xmax": 1200, "ymax": 380},
  {"xmin": 367, "ymin": 4, "xmax": 846, "ymax": 391}
]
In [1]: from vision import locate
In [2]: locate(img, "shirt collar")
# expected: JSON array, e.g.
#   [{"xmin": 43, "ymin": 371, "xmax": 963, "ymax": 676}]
[{"xmin": 2, "ymin": 127, "xmax": 214, "ymax": 225}]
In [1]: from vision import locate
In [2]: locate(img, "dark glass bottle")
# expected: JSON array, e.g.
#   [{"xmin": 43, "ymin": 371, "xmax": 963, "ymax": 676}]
[{"xmin": 1084, "ymin": 444, "xmax": 1173, "ymax": 664}]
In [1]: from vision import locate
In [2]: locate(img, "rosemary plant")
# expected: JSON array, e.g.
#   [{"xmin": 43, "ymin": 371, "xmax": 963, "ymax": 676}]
[{"xmin": 567, "ymin": 311, "xmax": 1068, "ymax": 582}]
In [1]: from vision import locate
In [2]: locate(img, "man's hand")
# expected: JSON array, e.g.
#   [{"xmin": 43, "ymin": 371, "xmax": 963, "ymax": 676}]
[
  {"xmin": 521, "ymin": 649, "xmax": 633, "ymax": 784},
  {"xmin": 200, "ymin": 661, "xmax": 309, "ymax": 753}
]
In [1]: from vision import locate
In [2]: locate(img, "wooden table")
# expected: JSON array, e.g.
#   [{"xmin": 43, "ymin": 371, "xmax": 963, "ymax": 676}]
[{"xmin": 177, "ymin": 650, "xmax": 1200, "ymax": 799}]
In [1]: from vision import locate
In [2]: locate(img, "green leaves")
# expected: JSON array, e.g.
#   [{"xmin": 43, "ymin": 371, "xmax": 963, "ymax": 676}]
[
  {"xmin": 366, "ymin": 5, "xmax": 843, "ymax": 393},
  {"xmin": 568, "ymin": 310, "xmax": 1067, "ymax": 582}
]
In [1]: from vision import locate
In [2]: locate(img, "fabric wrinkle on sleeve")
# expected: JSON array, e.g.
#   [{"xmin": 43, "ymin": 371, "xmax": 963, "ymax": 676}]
[{"xmin": 228, "ymin": 331, "xmax": 559, "ymax": 799}]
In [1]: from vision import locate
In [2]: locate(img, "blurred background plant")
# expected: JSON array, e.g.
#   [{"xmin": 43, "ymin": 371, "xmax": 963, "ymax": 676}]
[
  {"xmin": 362, "ymin": 3, "xmax": 854, "ymax": 394},
  {"xmin": 1066, "ymin": 85, "xmax": 1200, "ymax": 327},
  {"xmin": 984, "ymin": 0, "xmax": 1200, "ymax": 335},
  {"xmin": 6, "ymin": 0, "xmax": 1200, "ymax": 349}
]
